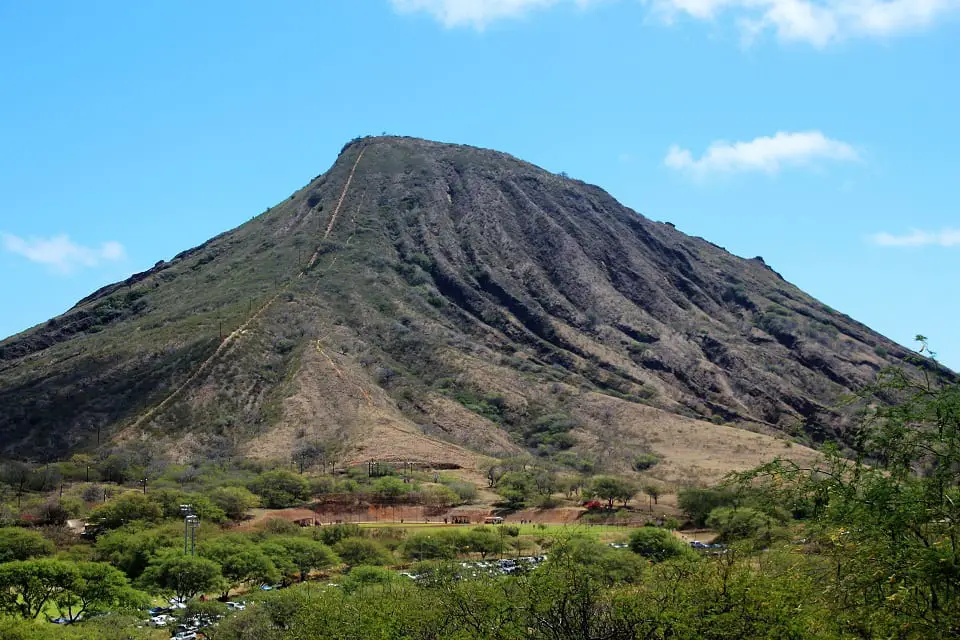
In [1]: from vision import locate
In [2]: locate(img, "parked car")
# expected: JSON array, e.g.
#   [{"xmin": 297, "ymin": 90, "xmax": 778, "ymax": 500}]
[
  {"xmin": 171, "ymin": 632, "xmax": 197, "ymax": 640},
  {"xmin": 150, "ymin": 614, "xmax": 175, "ymax": 627},
  {"xmin": 226, "ymin": 601, "xmax": 246, "ymax": 611}
]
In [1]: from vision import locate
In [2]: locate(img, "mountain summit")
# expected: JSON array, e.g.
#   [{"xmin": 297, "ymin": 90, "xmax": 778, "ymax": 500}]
[{"xmin": 0, "ymin": 137, "xmax": 934, "ymax": 476}]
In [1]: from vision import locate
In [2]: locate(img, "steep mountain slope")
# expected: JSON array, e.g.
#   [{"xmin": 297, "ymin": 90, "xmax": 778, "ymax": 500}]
[{"xmin": 0, "ymin": 136, "xmax": 940, "ymax": 473}]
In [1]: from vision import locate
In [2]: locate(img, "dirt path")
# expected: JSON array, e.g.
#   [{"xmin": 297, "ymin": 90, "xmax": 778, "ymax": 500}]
[
  {"xmin": 306, "ymin": 147, "xmax": 365, "ymax": 270},
  {"xmin": 125, "ymin": 147, "xmax": 367, "ymax": 434}
]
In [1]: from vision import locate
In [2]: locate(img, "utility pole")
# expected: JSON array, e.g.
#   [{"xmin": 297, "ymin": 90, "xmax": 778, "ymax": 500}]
[
  {"xmin": 188, "ymin": 515, "xmax": 199, "ymax": 555},
  {"xmin": 180, "ymin": 504, "xmax": 199, "ymax": 555}
]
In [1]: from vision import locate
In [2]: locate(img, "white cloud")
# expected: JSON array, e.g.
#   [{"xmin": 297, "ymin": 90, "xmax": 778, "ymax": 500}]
[
  {"xmin": 388, "ymin": 0, "xmax": 602, "ymax": 28},
  {"xmin": 2, "ymin": 233, "xmax": 127, "ymax": 274},
  {"xmin": 665, "ymin": 130, "xmax": 858, "ymax": 177},
  {"xmin": 870, "ymin": 228, "xmax": 960, "ymax": 247},
  {"xmin": 651, "ymin": 0, "xmax": 960, "ymax": 47},
  {"xmin": 389, "ymin": 0, "xmax": 959, "ymax": 42}
]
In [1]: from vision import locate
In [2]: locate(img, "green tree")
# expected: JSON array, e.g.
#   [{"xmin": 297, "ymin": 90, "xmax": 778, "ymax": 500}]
[
  {"xmin": 736, "ymin": 351, "xmax": 960, "ymax": 637},
  {"xmin": 94, "ymin": 527, "xmax": 176, "ymax": 580},
  {"xmin": 518, "ymin": 537, "xmax": 637, "ymax": 640},
  {"xmin": 249, "ymin": 470, "xmax": 310, "ymax": 508},
  {"xmin": 642, "ymin": 484, "xmax": 662, "ymax": 511},
  {"xmin": 209, "ymin": 486, "xmax": 260, "ymax": 520},
  {"xmin": 340, "ymin": 565, "xmax": 398, "ymax": 593},
  {"xmin": 87, "ymin": 493, "xmax": 162, "ymax": 529},
  {"xmin": 52, "ymin": 561, "xmax": 149, "ymax": 623},
  {"xmin": 497, "ymin": 472, "xmax": 533, "ymax": 510},
  {"xmin": 628, "ymin": 527, "xmax": 691, "ymax": 562},
  {"xmin": 313, "ymin": 523, "xmax": 362, "ymax": 546},
  {"xmin": 150, "ymin": 490, "xmax": 226, "ymax": 523},
  {"xmin": 420, "ymin": 484, "xmax": 459, "ymax": 510},
  {"xmin": 706, "ymin": 507, "xmax": 776, "ymax": 543},
  {"xmin": 588, "ymin": 476, "xmax": 635, "ymax": 509},
  {"xmin": 140, "ymin": 553, "xmax": 223, "ymax": 602},
  {"xmin": 203, "ymin": 538, "xmax": 280, "ymax": 596},
  {"xmin": 0, "ymin": 528, "xmax": 54, "ymax": 563},
  {"xmin": 677, "ymin": 487, "xmax": 737, "ymax": 527},
  {"xmin": 0, "ymin": 559, "xmax": 76, "ymax": 619},
  {"xmin": 463, "ymin": 526, "xmax": 503, "ymax": 560},
  {"xmin": 218, "ymin": 549, "xmax": 279, "ymax": 595},
  {"xmin": 445, "ymin": 480, "xmax": 478, "ymax": 503},
  {"xmin": 258, "ymin": 542, "xmax": 298, "ymax": 581},
  {"xmin": 403, "ymin": 532, "xmax": 456, "ymax": 561},
  {"xmin": 271, "ymin": 537, "xmax": 338, "ymax": 582},
  {"xmin": 371, "ymin": 476, "xmax": 409, "ymax": 503},
  {"xmin": 333, "ymin": 537, "xmax": 393, "ymax": 567}
]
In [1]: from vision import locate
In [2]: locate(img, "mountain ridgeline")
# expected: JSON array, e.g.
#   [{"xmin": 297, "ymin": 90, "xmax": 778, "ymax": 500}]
[{"xmin": 0, "ymin": 137, "xmax": 938, "ymax": 469}]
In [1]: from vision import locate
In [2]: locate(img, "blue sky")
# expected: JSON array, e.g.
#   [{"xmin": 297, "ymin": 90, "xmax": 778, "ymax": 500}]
[{"xmin": 0, "ymin": 0, "xmax": 957, "ymax": 367}]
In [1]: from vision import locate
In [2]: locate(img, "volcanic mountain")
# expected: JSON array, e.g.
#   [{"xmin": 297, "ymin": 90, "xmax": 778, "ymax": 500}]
[{"xmin": 0, "ymin": 136, "xmax": 938, "ymax": 479}]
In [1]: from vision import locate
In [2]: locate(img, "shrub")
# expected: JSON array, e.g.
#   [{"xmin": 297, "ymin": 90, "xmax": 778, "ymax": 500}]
[
  {"xmin": 419, "ymin": 485, "xmax": 459, "ymax": 509},
  {"xmin": 628, "ymin": 527, "xmax": 691, "ymax": 562},
  {"xmin": 706, "ymin": 507, "xmax": 776, "ymax": 543},
  {"xmin": 677, "ymin": 487, "xmax": 737, "ymax": 527},
  {"xmin": 372, "ymin": 476, "xmax": 410, "ymax": 502},
  {"xmin": 268, "ymin": 537, "xmax": 338, "ymax": 582},
  {"xmin": 259, "ymin": 518, "xmax": 302, "ymax": 537},
  {"xmin": 403, "ymin": 532, "xmax": 456, "ymax": 561},
  {"xmin": 632, "ymin": 453, "xmax": 661, "ymax": 472},
  {"xmin": 87, "ymin": 493, "xmax": 163, "ymax": 529},
  {"xmin": 534, "ymin": 494, "xmax": 561, "ymax": 509},
  {"xmin": 210, "ymin": 486, "xmax": 260, "ymax": 520},
  {"xmin": 314, "ymin": 524, "xmax": 363, "ymax": 546},
  {"xmin": 334, "ymin": 537, "xmax": 394, "ymax": 567},
  {"xmin": 34, "ymin": 501, "xmax": 70, "ymax": 526},
  {"xmin": 0, "ymin": 527, "xmax": 55, "ymax": 562},
  {"xmin": 341, "ymin": 565, "xmax": 398, "ymax": 593},
  {"xmin": 249, "ymin": 470, "xmax": 311, "ymax": 508},
  {"xmin": 445, "ymin": 480, "xmax": 478, "ymax": 502},
  {"xmin": 82, "ymin": 484, "xmax": 107, "ymax": 503}
]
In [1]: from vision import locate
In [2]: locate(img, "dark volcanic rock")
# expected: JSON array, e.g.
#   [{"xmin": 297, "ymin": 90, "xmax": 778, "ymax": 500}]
[{"xmin": 0, "ymin": 136, "xmax": 945, "ymax": 459}]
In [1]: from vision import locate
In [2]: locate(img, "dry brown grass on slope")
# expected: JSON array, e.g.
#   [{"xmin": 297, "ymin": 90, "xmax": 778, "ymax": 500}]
[
  {"xmin": 571, "ymin": 391, "xmax": 821, "ymax": 486},
  {"xmin": 418, "ymin": 394, "xmax": 525, "ymax": 458},
  {"xmin": 249, "ymin": 331, "xmax": 490, "ymax": 471}
]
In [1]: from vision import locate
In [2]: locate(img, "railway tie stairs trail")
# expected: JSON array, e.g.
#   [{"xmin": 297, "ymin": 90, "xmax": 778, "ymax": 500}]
[{"xmin": 125, "ymin": 147, "xmax": 367, "ymax": 434}]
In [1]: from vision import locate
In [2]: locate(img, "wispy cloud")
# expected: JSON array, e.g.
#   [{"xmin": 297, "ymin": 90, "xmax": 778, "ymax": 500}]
[
  {"xmin": 652, "ymin": 0, "xmax": 960, "ymax": 47},
  {"xmin": 388, "ymin": 0, "xmax": 601, "ymax": 28},
  {"xmin": 665, "ymin": 130, "xmax": 858, "ymax": 177},
  {"xmin": 2, "ymin": 233, "xmax": 127, "ymax": 274},
  {"xmin": 869, "ymin": 228, "xmax": 960, "ymax": 247},
  {"xmin": 389, "ymin": 0, "xmax": 960, "ymax": 45}
]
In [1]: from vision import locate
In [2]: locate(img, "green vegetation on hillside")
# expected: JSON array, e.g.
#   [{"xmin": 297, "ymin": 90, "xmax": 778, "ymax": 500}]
[{"xmin": 0, "ymin": 352, "xmax": 957, "ymax": 638}]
